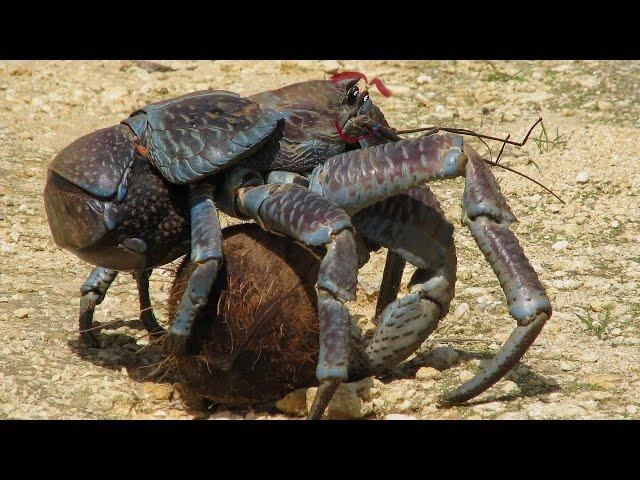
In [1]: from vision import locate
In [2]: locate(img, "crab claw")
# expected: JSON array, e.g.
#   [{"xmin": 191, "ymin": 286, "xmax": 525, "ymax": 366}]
[
  {"xmin": 438, "ymin": 147, "xmax": 552, "ymax": 405},
  {"xmin": 439, "ymin": 313, "xmax": 549, "ymax": 405}
]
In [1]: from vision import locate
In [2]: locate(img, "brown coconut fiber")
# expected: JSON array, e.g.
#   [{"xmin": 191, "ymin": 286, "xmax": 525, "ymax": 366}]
[{"xmin": 167, "ymin": 223, "xmax": 321, "ymax": 405}]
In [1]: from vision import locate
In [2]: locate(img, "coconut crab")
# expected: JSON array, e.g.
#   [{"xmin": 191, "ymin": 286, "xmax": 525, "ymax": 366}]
[{"xmin": 44, "ymin": 74, "xmax": 553, "ymax": 419}]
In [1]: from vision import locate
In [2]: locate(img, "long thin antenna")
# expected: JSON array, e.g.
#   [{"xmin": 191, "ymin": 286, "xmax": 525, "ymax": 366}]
[
  {"xmin": 483, "ymin": 158, "xmax": 566, "ymax": 204},
  {"xmin": 396, "ymin": 118, "xmax": 543, "ymax": 148}
]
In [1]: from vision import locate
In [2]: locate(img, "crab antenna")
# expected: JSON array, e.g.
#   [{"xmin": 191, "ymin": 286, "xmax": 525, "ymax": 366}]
[
  {"xmin": 482, "ymin": 158, "xmax": 566, "ymax": 204},
  {"xmin": 396, "ymin": 118, "xmax": 543, "ymax": 148}
]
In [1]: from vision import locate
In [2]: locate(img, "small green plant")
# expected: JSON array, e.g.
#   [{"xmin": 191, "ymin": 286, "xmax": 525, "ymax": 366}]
[
  {"xmin": 485, "ymin": 62, "xmax": 526, "ymax": 83},
  {"xmin": 574, "ymin": 307, "xmax": 614, "ymax": 339},
  {"xmin": 532, "ymin": 120, "xmax": 568, "ymax": 154}
]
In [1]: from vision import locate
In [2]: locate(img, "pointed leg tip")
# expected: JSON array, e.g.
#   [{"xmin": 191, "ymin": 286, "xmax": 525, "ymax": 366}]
[
  {"xmin": 307, "ymin": 379, "xmax": 341, "ymax": 420},
  {"xmin": 436, "ymin": 392, "xmax": 463, "ymax": 408}
]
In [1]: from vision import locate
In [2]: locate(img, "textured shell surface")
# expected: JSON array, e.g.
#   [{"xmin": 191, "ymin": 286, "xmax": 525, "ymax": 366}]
[{"xmin": 126, "ymin": 90, "xmax": 283, "ymax": 184}]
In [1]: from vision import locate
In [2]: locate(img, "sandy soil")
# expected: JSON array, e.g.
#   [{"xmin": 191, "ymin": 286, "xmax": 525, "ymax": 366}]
[{"xmin": 1, "ymin": 60, "xmax": 639, "ymax": 419}]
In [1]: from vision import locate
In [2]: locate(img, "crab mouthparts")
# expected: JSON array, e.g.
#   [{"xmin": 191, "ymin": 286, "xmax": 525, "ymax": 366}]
[{"xmin": 334, "ymin": 120, "xmax": 372, "ymax": 143}]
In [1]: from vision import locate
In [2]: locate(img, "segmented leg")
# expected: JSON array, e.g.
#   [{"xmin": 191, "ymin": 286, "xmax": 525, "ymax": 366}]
[
  {"xmin": 439, "ymin": 147, "xmax": 551, "ymax": 404},
  {"xmin": 375, "ymin": 251, "xmax": 406, "ymax": 319},
  {"xmin": 235, "ymin": 183, "xmax": 358, "ymax": 420},
  {"xmin": 79, "ymin": 267, "xmax": 118, "ymax": 347},
  {"xmin": 164, "ymin": 182, "xmax": 223, "ymax": 355},
  {"xmin": 133, "ymin": 269, "xmax": 164, "ymax": 339},
  {"xmin": 309, "ymin": 134, "xmax": 551, "ymax": 403},
  {"xmin": 350, "ymin": 186, "xmax": 456, "ymax": 377}
]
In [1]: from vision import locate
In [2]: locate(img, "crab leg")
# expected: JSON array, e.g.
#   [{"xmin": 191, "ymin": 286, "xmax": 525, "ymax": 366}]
[
  {"xmin": 439, "ymin": 149, "xmax": 551, "ymax": 404},
  {"xmin": 164, "ymin": 182, "xmax": 223, "ymax": 355},
  {"xmin": 79, "ymin": 267, "xmax": 118, "ymax": 347},
  {"xmin": 133, "ymin": 269, "xmax": 164, "ymax": 338},
  {"xmin": 375, "ymin": 251, "xmax": 406, "ymax": 319},
  {"xmin": 308, "ymin": 134, "xmax": 467, "ymax": 214},
  {"xmin": 234, "ymin": 183, "xmax": 358, "ymax": 420},
  {"xmin": 309, "ymin": 134, "xmax": 551, "ymax": 403},
  {"xmin": 349, "ymin": 186, "xmax": 457, "ymax": 377}
]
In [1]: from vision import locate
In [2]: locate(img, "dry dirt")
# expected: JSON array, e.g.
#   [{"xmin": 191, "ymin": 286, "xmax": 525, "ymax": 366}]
[{"xmin": 1, "ymin": 60, "xmax": 639, "ymax": 419}]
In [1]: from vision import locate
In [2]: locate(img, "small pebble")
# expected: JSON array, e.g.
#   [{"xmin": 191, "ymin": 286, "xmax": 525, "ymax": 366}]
[
  {"xmin": 560, "ymin": 361, "xmax": 575, "ymax": 372},
  {"xmin": 626, "ymin": 405, "xmax": 637, "ymax": 415},
  {"xmin": 453, "ymin": 303, "xmax": 470, "ymax": 320},
  {"xmin": 431, "ymin": 346, "xmax": 459, "ymax": 369},
  {"xmin": 552, "ymin": 240, "xmax": 569, "ymax": 251},
  {"xmin": 416, "ymin": 367, "xmax": 441, "ymax": 381},
  {"xmin": 610, "ymin": 220, "xmax": 620, "ymax": 228},
  {"xmin": 384, "ymin": 414, "xmax": 417, "ymax": 420},
  {"xmin": 13, "ymin": 308, "xmax": 30, "ymax": 319},
  {"xmin": 576, "ymin": 171, "xmax": 590, "ymax": 183}
]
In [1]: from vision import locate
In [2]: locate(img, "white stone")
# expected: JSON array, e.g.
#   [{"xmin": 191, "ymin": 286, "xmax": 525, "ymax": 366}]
[
  {"xmin": 453, "ymin": 302, "xmax": 470, "ymax": 320},
  {"xmin": 552, "ymin": 240, "xmax": 569, "ymax": 251},
  {"xmin": 576, "ymin": 171, "xmax": 590, "ymax": 183},
  {"xmin": 384, "ymin": 413, "xmax": 417, "ymax": 420},
  {"xmin": 416, "ymin": 75, "xmax": 434, "ymax": 84}
]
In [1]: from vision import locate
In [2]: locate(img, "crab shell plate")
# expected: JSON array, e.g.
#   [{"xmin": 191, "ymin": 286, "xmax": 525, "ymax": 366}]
[{"xmin": 123, "ymin": 90, "xmax": 284, "ymax": 184}]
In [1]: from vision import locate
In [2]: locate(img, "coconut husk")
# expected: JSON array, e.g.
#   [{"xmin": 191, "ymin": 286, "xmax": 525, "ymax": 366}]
[{"xmin": 167, "ymin": 223, "xmax": 321, "ymax": 405}]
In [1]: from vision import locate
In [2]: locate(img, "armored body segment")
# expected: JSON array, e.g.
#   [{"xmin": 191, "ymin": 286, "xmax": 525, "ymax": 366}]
[
  {"xmin": 48, "ymin": 124, "xmax": 136, "ymax": 199},
  {"xmin": 123, "ymin": 90, "xmax": 284, "ymax": 184},
  {"xmin": 247, "ymin": 80, "xmax": 347, "ymax": 172}
]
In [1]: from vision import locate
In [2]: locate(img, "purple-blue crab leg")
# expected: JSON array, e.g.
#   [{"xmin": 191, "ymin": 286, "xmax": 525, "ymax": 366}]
[
  {"xmin": 234, "ymin": 183, "xmax": 358, "ymax": 420},
  {"xmin": 309, "ymin": 135, "xmax": 551, "ymax": 403},
  {"xmin": 375, "ymin": 251, "xmax": 406, "ymax": 319},
  {"xmin": 439, "ymin": 148, "xmax": 551, "ymax": 404},
  {"xmin": 164, "ymin": 182, "xmax": 223, "ymax": 355},
  {"xmin": 349, "ymin": 185, "xmax": 457, "ymax": 377},
  {"xmin": 133, "ymin": 269, "xmax": 164, "ymax": 338},
  {"xmin": 79, "ymin": 267, "xmax": 118, "ymax": 347}
]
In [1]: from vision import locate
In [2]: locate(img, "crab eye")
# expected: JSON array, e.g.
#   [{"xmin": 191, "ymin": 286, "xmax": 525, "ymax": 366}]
[
  {"xmin": 363, "ymin": 93, "xmax": 370, "ymax": 103},
  {"xmin": 347, "ymin": 86, "xmax": 359, "ymax": 105}
]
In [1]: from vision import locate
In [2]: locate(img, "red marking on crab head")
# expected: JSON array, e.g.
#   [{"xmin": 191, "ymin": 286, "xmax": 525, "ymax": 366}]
[
  {"xmin": 330, "ymin": 71, "xmax": 393, "ymax": 97},
  {"xmin": 330, "ymin": 71, "xmax": 369, "ymax": 84},
  {"xmin": 333, "ymin": 120, "xmax": 372, "ymax": 144}
]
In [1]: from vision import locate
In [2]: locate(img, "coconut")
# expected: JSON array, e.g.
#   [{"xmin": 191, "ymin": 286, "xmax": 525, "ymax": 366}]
[{"xmin": 167, "ymin": 223, "xmax": 321, "ymax": 405}]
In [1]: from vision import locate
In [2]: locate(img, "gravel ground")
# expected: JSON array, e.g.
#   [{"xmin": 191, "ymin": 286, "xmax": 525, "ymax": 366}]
[{"xmin": 1, "ymin": 60, "xmax": 639, "ymax": 419}]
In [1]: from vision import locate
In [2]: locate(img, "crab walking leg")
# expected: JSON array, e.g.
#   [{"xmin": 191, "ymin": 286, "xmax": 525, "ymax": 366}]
[
  {"xmin": 308, "ymin": 134, "xmax": 551, "ymax": 403},
  {"xmin": 375, "ymin": 251, "xmax": 406, "ymax": 319},
  {"xmin": 133, "ymin": 269, "xmax": 164, "ymax": 337},
  {"xmin": 440, "ymin": 149, "xmax": 551, "ymax": 404},
  {"xmin": 349, "ymin": 186, "xmax": 457, "ymax": 377},
  {"xmin": 235, "ymin": 183, "xmax": 358, "ymax": 420},
  {"xmin": 79, "ymin": 267, "xmax": 119, "ymax": 347},
  {"xmin": 164, "ymin": 182, "xmax": 223, "ymax": 355},
  {"xmin": 308, "ymin": 134, "xmax": 467, "ymax": 214}
]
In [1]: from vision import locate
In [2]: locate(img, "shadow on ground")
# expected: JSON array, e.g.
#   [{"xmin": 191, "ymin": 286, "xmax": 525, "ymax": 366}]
[{"xmin": 380, "ymin": 346, "xmax": 561, "ymax": 406}]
